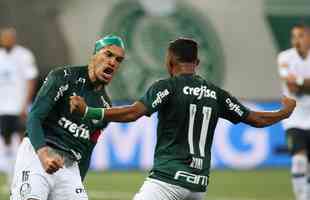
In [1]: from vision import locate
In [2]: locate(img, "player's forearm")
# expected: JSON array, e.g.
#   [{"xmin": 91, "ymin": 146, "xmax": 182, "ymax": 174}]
[
  {"xmin": 245, "ymin": 110, "xmax": 290, "ymax": 128},
  {"xmin": 26, "ymin": 113, "xmax": 46, "ymax": 151},
  {"xmin": 105, "ymin": 106, "xmax": 141, "ymax": 122},
  {"xmin": 84, "ymin": 102, "xmax": 147, "ymax": 122},
  {"xmin": 85, "ymin": 106, "xmax": 139, "ymax": 122}
]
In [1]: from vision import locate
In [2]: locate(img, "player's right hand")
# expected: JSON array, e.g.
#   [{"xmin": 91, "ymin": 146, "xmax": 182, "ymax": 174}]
[
  {"xmin": 281, "ymin": 96, "xmax": 296, "ymax": 118},
  {"xmin": 70, "ymin": 95, "xmax": 87, "ymax": 115},
  {"xmin": 37, "ymin": 146, "xmax": 64, "ymax": 174}
]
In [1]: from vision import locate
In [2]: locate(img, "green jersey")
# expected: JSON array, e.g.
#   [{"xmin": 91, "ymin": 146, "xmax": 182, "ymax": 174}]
[
  {"xmin": 26, "ymin": 66, "xmax": 111, "ymax": 179},
  {"xmin": 139, "ymin": 74, "xmax": 249, "ymax": 192}
]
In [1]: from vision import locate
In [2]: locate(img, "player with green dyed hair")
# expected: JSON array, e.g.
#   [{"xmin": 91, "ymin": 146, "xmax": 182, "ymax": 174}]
[
  {"xmin": 70, "ymin": 38, "xmax": 296, "ymax": 200},
  {"xmin": 10, "ymin": 35, "xmax": 125, "ymax": 200}
]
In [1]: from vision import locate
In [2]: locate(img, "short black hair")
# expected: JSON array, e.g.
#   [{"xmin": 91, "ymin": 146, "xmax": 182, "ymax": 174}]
[
  {"xmin": 293, "ymin": 23, "xmax": 309, "ymax": 30},
  {"xmin": 168, "ymin": 37, "xmax": 198, "ymax": 63}
]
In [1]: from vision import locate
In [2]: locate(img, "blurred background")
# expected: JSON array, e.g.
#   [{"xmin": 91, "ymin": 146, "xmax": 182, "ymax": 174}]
[{"xmin": 0, "ymin": 0, "xmax": 310, "ymax": 199}]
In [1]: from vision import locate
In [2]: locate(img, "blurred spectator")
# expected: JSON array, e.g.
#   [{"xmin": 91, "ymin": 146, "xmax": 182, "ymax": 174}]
[
  {"xmin": 0, "ymin": 27, "xmax": 38, "ymax": 188},
  {"xmin": 277, "ymin": 24, "xmax": 310, "ymax": 200}
]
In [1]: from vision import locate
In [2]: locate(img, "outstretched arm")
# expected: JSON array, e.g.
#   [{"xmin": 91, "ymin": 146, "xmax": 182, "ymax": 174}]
[
  {"xmin": 70, "ymin": 96, "xmax": 148, "ymax": 122},
  {"xmin": 243, "ymin": 96, "xmax": 296, "ymax": 128}
]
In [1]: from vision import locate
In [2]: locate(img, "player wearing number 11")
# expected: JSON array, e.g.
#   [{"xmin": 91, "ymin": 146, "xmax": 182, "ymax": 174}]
[{"xmin": 70, "ymin": 38, "xmax": 296, "ymax": 200}]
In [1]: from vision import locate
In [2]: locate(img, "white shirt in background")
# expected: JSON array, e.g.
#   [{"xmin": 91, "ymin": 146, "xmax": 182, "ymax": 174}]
[
  {"xmin": 278, "ymin": 48, "xmax": 310, "ymax": 130},
  {"xmin": 0, "ymin": 45, "xmax": 38, "ymax": 115}
]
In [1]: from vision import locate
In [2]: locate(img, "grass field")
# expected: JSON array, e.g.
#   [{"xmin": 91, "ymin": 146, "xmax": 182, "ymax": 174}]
[{"xmin": 0, "ymin": 168, "xmax": 293, "ymax": 200}]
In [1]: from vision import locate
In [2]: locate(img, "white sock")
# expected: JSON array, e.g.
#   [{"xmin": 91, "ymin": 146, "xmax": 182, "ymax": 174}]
[{"xmin": 292, "ymin": 154, "xmax": 308, "ymax": 200}]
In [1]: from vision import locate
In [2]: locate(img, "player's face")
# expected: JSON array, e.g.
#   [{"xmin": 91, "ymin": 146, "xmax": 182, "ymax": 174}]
[
  {"xmin": 291, "ymin": 27, "xmax": 310, "ymax": 51},
  {"xmin": 0, "ymin": 30, "xmax": 16, "ymax": 49},
  {"xmin": 92, "ymin": 45, "xmax": 125, "ymax": 84}
]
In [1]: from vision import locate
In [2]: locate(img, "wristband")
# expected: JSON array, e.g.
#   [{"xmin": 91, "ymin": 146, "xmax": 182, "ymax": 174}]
[
  {"xmin": 84, "ymin": 107, "xmax": 105, "ymax": 120},
  {"xmin": 296, "ymin": 76, "xmax": 304, "ymax": 86}
]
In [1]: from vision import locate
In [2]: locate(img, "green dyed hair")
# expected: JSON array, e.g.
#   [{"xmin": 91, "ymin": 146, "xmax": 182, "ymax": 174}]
[{"xmin": 93, "ymin": 35, "xmax": 125, "ymax": 54}]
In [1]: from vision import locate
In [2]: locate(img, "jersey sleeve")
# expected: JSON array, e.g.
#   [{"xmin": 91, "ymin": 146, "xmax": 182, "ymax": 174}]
[
  {"xmin": 26, "ymin": 70, "xmax": 67, "ymax": 150},
  {"xmin": 277, "ymin": 51, "xmax": 290, "ymax": 78},
  {"xmin": 21, "ymin": 50, "xmax": 38, "ymax": 80},
  {"xmin": 139, "ymin": 79, "xmax": 172, "ymax": 116},
  {"xmin": 218, "ymin": 89, "xmax": 250, "ymax": 124}
]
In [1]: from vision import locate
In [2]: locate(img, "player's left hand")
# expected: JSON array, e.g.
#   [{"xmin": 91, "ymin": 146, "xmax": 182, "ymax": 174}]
[
  {"xmin": 70, "ymin": 95, "xmax": 87, "ymax": 115},
  {"xmin": 285, "ymin": 73, "xmax": 297, "ymax": 83}
]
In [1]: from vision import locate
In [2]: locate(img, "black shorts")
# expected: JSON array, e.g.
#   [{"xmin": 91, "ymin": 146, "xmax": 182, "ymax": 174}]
[
  {"xmin": 0, "ymin": 115, "xmax": 24, "ymax": 138},
  {"xmin": 286, "ymin": 128, "xmax": 310, "ymax": 156}
]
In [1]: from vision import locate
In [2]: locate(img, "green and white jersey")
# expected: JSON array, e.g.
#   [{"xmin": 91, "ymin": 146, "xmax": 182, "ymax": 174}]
[
  {"xmin": 26, "ymin": 66, "xmax": 111, "ymax": 179},
  {"xmin": 139, "ymin": 74, "xmax": 249, "ymax": 192}
]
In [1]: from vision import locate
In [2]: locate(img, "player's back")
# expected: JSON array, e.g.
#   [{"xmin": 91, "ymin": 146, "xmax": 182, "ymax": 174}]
[
  {"xmin": 154, "ymin": 74, "xmax": 219, "ymax": 170},
  {"xmin": 140, "ymin": 73, "xmax": 249, "ymax": 192}
]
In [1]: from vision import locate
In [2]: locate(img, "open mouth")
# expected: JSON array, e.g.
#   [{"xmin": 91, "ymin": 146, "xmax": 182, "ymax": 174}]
[{"xmin": 103, "ymin": 67, "xmax": 114, "ymax": 75}]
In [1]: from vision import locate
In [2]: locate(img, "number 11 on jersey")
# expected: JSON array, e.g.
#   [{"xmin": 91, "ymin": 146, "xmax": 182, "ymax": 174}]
[{"xmin": 188, "ymin": 104, "xmax": 212, "ymax": 169}]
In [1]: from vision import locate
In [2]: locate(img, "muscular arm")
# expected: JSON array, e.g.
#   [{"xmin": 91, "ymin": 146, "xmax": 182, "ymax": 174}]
[
  {"xmin": 243, "ymin": 97, "xmax": 296, "ymax": 128},
  {"xmin": 70, "ymin": 97, "xmax": 148, "ymax": 122},
  {"xmin": 103, "ymin": 101, "xmax": 148, "ymax": 122}
]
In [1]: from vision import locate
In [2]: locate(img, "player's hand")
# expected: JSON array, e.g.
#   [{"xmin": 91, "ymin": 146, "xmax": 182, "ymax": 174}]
[
  {"xmin": 286, "ymin": 82, "xmax": 300, "ymax": 93},
  {"xmin": 70, "ymin": 96, "xmax": 87, "ymax": 115},
  {"xmin": 281, "ymin": 96, "xmax": 296, "ymax": 118},
  {"xmin": 37, "ymin": 147, "xmax": 64, "ymax": 174},
  {"xmin": 285, "ymin": 73, "xmax": 297, "ymax": 83}
]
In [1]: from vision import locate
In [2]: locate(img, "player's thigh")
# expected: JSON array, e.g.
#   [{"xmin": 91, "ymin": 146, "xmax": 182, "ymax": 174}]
[
  {"xmin": 10, "ymin": 138, "xmax": 51, "ymax": 200},
  {"xmin": 133, "ymin": 178, "xmax": 189, "ymax": 200},
  {"xmin": 286, "ymin": 128, "xmax": 308, "ymax": 155},
  {"xmin": 50, "ymin": 163, "xmax": 88, "ymax": 200}
]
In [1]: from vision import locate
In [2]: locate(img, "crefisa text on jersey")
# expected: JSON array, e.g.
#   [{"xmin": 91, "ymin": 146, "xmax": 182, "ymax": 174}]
[
  {"xmin": 183, "ymin": 85, "xmax": 217, "ymax": 100},
  {"xmin": 225, "ymin": 98, "xmax": 244, "ymax": 117},
  {"xmin": 58, "ymin": 117, "xmax": 90, "ymax": 140}
]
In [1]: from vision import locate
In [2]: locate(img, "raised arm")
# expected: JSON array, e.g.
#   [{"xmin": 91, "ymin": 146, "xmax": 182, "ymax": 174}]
[
  {"xmin": 70, "ymin": 96, "xmax": 148, "ymax": 122},
  {"xmin": 243, "ymin": 96, "xmax": 296, "ymax": 128}
]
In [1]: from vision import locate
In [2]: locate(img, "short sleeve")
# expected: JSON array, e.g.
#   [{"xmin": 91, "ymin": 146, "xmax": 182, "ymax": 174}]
[
  {"xmin": 218, "ymin": 89, "xmax": 250, "ymax": 124},
  {"xmin": 139, "ymin": 80, "xmax": 172, "ymax": 116},
  {"xmin": 21, "ymin": 50, "xmax": 38, "ymax": 80},
  {"xmin": 277, "ymin": 52, "xmax": 289, "ymax": 78}
]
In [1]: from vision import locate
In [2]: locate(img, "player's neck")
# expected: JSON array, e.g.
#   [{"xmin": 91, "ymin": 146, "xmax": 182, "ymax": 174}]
[
  {"xmin": 88, "ymin": 68, "xmax": 104, "ymax": 91},
  {"xmin": 296, "ymin": 48, "xmax": 310, "ymax": 59},
  {"xmin": 174, "ymin": 63, "xmax": 196, "ymax": 76}
]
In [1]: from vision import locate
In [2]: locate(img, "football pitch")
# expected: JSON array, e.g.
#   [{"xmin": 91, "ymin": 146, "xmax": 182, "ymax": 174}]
[{"xmin": 0, "ymin": 168, "xmax": 293, "ymax": 200}]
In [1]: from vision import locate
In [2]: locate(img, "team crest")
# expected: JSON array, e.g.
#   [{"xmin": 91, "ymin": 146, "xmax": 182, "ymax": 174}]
[{"xmin": 19, "ymin": 183, "xmax": 31, "ymax": 198}]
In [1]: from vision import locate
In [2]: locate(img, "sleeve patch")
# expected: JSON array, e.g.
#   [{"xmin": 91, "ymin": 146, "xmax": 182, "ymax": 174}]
[
  {"xmin": 152, "ymin": 89, "xmax": 170, "ymax": 108},
  {"xmin": 225, "ymin": 98, "xmax": 244, "ymax": 117}
]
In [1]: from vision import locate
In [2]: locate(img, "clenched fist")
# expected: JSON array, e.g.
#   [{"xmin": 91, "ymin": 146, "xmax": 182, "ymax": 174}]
[
  {"xmin": 70, "ymin": 95, "xmax": 87, "ymax": 115},
  {"xmin": 37, "ymin": 147, "xmax": 64, "ymax": 174}
]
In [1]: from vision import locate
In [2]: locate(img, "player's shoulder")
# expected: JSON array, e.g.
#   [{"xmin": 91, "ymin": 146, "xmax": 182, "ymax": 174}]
[
  {"xmin": 14, "ymin": 45, "xmax": 34, "ymax": 56},
  {"xmin": 49, "ymin": 65, "xmax": 87, "ymax": 79},
  {"xmin": 278, "ymin": 48, "xmax": 296, "ymax": 60}
]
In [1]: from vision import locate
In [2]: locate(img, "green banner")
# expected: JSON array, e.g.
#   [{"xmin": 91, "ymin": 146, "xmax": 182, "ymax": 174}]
[{"xmin": 101, "ymin": 0, "xmax": 225, "ymax": 100}]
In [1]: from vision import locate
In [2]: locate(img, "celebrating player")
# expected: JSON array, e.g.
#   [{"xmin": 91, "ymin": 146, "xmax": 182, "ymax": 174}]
[
  {"xmin": 278, "ymin": 24, "xmax": 310, "ymax": 200},
  {"xmin": 71, "ymin": 38, "xmax": 296, "ymax": 200},
  {"xmin": 10, "ymin": 35, "xmax": 125, "ymax": 200}
]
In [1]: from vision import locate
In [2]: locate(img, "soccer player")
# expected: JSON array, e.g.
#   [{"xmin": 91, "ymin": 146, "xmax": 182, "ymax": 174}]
[
  {"xmin": 0, "ymin": 27, "xmax": 38, "ymax": 188},
  {"xmin": 278, "ymin": 24, "xmax": 310, "ymax": 200},
  {"xmin": 10, "ymin": 35, "xmax": 125, "ymax": 200},
  {"xmin": 70, "ymin": 38, "xmax": 296, "ymax": 200}
]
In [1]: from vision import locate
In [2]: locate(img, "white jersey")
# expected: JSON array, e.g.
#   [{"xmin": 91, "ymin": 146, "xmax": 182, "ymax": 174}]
[
  {"xmin": 0, "ymin": 45, "xmax": 38, "ymax": 115},
  {"xmin": 278, "ymin": 48, "xmax": 310, "ymax": 130}
]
